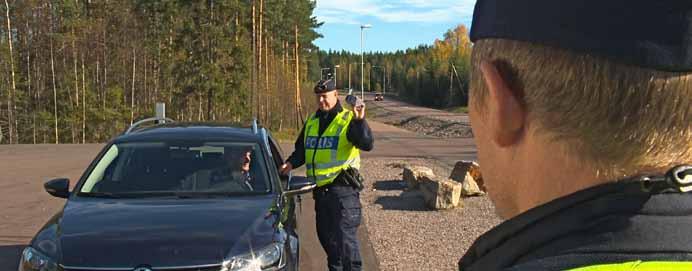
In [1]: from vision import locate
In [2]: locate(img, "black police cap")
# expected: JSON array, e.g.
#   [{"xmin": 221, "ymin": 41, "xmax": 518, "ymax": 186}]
[
  {"xmin": 314, "ymin": 79, "xmax": 336, "ymax": 93},
  {"xmin": 470, "ymin": 0, "xmax": 692, "ymax": 72}
]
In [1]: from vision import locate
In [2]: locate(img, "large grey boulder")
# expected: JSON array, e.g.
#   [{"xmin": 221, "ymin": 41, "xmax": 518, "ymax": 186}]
[
  {"xmin": 419, "ymin": 176, "xmax": 462, "ymax": 210},
  {"xmin": 402, "ymin": 166, "xmax": 435, "ymax": 190}
]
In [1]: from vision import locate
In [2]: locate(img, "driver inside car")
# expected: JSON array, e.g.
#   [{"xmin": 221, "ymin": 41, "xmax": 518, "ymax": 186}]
[{"xmin": 209, "ymin": 146, "xmax": 260, "ymax": 192}]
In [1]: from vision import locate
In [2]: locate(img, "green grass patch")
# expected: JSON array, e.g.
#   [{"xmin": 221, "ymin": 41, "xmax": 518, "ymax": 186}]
[
  {"xmin": 446, "ymin": 106, "xmax": 469, "ymax": 114},
  {"xmin": 367, "ymin": 103, "xmax": 387, "ymax": 117},
  {"xmin": 271, "ymin": 129, "xmax": 300, "ymax": 143}
]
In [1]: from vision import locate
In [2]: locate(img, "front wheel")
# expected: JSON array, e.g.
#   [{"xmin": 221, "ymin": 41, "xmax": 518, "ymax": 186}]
[{"xmin": 287, "ymin": 235, "xmax": 299, "ymax": 270}]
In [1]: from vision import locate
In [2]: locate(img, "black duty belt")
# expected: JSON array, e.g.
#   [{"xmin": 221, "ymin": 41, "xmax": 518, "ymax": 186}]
[{"xmin": 313, "ymin": 178, "xmax": 352, "ymax": 196}]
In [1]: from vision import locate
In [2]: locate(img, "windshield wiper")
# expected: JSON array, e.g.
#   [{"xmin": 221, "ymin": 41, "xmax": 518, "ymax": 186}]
[
  {"xmin": 79, "ymin": 191, "xmax": 260, "ymax": 199},
  {"xmin": 173, "ymin": 191, "xmax": 257, "ymax": 198},
  {"xmin": 79, "ymin": 191, "xmax": 176, "ymax": 198}
]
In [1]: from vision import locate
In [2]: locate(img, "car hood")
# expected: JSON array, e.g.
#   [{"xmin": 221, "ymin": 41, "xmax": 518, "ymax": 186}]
[{"xmin": 57, "ymin": 196, "xmax": 278, "ymax": 268}]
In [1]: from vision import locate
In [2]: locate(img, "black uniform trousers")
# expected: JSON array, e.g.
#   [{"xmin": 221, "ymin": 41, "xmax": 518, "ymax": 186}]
[{"xmin": 313, "ymin": 184, "xmax": 362, "ymax": 271}]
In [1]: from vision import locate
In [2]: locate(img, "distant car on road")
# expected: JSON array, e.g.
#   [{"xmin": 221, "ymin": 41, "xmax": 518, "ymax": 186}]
[
  {"xmin": 19, "ymin": 118, "xmax": 315, "ymax": 271},
  {"xmin": 374, "ymin": 93, "xmax": 384, "ymax": 101}
]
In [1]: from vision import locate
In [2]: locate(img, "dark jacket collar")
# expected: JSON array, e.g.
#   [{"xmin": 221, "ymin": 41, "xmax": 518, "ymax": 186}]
[
  {"xmin": 314, "ymin": 102, "xmax": 343, "ymax": 135},
  {"xmin": 459, "ymin": 178, "xmax": 692, "ymax": 271}
]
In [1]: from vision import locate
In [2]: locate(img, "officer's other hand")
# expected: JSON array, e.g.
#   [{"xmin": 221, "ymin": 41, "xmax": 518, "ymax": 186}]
[
  {"xmin": 280, "ymin": 162, "xmax": 293, "ymax": 175},
  {"xmin": 354, "ymin": 104, "xmax": 366, "ymax": 120}
]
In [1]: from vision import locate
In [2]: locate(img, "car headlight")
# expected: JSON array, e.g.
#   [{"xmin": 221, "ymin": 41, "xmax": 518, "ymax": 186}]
[
  {"xmin": 18, "ymin": 247, "xmax": 59, "ymax": 271},
  {"xmin": 221, "ymin": 243, "xmax": 285, "ymax": 271}
]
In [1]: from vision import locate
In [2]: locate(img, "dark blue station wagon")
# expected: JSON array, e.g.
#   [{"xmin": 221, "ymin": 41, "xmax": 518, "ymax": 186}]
[{"xmin": 19, "ymin": 119, "xmax": 315, "ymax": 271}]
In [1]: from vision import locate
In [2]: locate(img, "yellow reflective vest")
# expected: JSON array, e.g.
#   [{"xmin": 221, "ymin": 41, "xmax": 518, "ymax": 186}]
[
  {"xmin": 304, "ymin": 109, "xmax": 361, "ymax": 187},
  {"xmin": 569, "ymin": 261, "xmax": 692, "ymax": 271}
]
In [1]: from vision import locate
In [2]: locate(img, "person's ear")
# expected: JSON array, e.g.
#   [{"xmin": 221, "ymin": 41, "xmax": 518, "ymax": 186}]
[{"xmin": 480, "ymin": 60, "xmax": 526, "ymax": 147}]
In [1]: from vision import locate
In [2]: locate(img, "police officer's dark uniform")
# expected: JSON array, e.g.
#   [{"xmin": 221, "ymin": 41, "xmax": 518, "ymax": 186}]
[
  {"xmin": 459, "ymin": 1, "xmax": 692, "ymax": 270},
  {"xmin": 285, "ymin": 79, "xmax": 373, "ymax": 271}
]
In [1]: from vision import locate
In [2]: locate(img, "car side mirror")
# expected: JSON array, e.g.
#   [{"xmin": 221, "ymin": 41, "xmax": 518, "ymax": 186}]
[
  {"xmin": 44, "ymin": 178, "xmax": 70, "ymax": 199},
  {"xmin": 283, "ymin": 176, "xmax": 316, "ymax": 197}
]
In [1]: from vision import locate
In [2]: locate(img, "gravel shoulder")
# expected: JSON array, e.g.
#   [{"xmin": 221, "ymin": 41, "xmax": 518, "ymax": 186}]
[
  {"xmin": 356, "ymin": 97, "xmax": 500, "ymax": 270},
  {"xmin": 358, "ymin": 158, "xmax": 501, "ymax": 271}
]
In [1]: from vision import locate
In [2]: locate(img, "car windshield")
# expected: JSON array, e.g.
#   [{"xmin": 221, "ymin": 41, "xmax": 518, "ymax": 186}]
[{"xmin": 79, "ymin": 141, "xmax": 271, "ymax": 197}]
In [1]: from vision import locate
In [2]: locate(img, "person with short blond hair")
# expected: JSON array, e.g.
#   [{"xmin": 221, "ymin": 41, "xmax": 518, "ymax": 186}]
[
  {"xmin": 459, "ymin": 0, "xmax": 692, "ymax": 270},
  {"xmin": 470, "ymin": 39, "xmax": 692, "ymax": 179}
]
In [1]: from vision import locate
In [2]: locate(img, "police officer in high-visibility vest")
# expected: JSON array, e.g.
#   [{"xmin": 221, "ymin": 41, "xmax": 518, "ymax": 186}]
[
  {"xmin": 280, "ymin": 78, "xmax": 373, "ymax": 271},
  {"xmin": 458, "ymin": 0, "xmax": 692, "ymax": 270}
]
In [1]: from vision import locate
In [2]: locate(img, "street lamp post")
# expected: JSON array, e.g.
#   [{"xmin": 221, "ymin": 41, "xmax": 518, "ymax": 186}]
[
  {"xmin": 348, "ymin": 63, "xmax": 354, "ymax": 90},
  {"xmin": 383, "ymin": 66, "xmax": 386, "ymax": 95},
  {"xmin": 334, "ymin": 64, "xmax": 341, "ymax": 89},
  {"xmin": 360, "ymin": 24, "xmax": 372, "ymax": 99},
  {"xmin": 320, "ymin": 67, "xmax": 330, "ymax": 80}
]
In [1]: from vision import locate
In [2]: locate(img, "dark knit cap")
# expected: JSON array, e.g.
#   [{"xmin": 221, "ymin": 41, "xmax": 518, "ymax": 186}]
[
  {"xmin": 470, "ymin": 0, "xmax": 692, "ymax": 72},
  {"xmin": 314, "ymin": 79, "xmax": 337, "ymax": 93}
]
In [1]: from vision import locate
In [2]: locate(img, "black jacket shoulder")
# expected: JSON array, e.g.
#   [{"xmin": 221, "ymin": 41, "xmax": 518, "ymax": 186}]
[{"xmin": 459, "ymin": 180, "xmax": 692, "ymax": 271}]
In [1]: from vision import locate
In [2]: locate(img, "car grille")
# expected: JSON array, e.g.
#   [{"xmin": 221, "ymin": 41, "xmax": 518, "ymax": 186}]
[{"xmin": 61, "ymin": 266, "xmax": 221, "ymax": 271}]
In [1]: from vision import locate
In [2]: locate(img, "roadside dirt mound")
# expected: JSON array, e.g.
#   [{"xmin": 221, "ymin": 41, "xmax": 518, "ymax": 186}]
[
  {"xmin": 370, "ymin": 101, "xmax": 473, "ymax": 138},
  {"xmin": 396, "ymin": 116, "xmax": 473, "ymax": 138}
]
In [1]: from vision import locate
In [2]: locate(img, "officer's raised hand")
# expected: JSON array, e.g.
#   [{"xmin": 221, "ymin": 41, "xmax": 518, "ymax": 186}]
[
  {"xmin": 345, "ymin": 92, "xmax": 366, "ymax": 119},
  {"xmin": 354, "ymin": 104, "xmax": 366, "ymax": 120}
]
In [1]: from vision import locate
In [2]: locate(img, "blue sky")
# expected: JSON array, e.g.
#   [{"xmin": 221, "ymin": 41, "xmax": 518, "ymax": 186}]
[{"xmin": 314, "ymin": 0, "xmax": 477, "ymax": 53}]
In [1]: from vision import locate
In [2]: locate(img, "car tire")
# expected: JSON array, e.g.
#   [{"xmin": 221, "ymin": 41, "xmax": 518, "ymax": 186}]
[{"xmin": 287, "ymin": 240, "xmax": 298, "ymax": 271}]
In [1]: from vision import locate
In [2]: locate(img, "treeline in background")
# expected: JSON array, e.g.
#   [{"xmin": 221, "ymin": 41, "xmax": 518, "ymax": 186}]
[
  {"xmin": 318, "ymin": 24, "xmax": 472, "ymax": 109},
  {"xmin": 0, "ymin": 0, "xmax": 321, "ymax": 144}
]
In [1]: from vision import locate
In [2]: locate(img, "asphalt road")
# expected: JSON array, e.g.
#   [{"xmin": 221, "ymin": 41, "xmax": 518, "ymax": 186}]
[
  {"xmin": 367, "ymin": 93, "xmax": 471, "ymax": 124},
  {"xmin": 0, "ymin": 97, "xmax": 476, "ymax": 271},
  {"xmin": 362, "ymin": 93, "xmax": 477, "ymax": 168}
]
